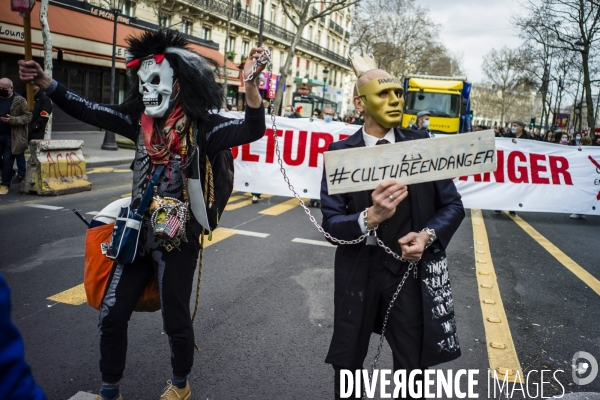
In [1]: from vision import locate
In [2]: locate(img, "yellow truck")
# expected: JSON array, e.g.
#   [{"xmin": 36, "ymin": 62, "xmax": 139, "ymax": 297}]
[{"xmin": 402, "ymin": 74, "xmax": 473, "ymax": 134}]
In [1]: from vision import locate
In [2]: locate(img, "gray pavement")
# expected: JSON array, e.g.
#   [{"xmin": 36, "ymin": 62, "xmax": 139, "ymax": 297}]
[
  {"xmin": 52, "ymin": 131, "xmax": 135, "ymax": 168},
  {"xmin": 1, "ymin": 169, "xmax": 599, "ymax": 399}
]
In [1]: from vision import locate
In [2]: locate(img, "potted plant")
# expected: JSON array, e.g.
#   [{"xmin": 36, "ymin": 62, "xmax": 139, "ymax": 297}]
[{"xmin": 226, "ymin": 51, "xmax": 236, "ymax": 61}]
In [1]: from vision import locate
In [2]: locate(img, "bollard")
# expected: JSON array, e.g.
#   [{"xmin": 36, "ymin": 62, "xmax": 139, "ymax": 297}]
[{"xmin": 21, "ymin": 140, "xmax": 92, "ymax": 195}]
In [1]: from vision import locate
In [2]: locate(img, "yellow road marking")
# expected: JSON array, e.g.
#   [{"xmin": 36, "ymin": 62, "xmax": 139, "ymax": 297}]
[
  {"xmin": 225, "ymin": 194, "xmax": 272, "ymax": 211},
  {"xmin": 471, "ymin": 209, "xmax": 523, "ymax": 383},
  {"xmin": 507, "ymin": 212, "xmax": 600, "ymax": 296},
  {"xmin": 259, "ymin": 197, "xmax": 309, "ymax": 216},
  {"xmin": 227, "ymin": 195, "xmax": 247, "ymax": 203},
  {"xmin": 46, "ymin": 228, "xmax": 265, "ymax": 306},
  {"xmin": 120, "ymin": 193, "xmax": 131, "ymax": 198},
  {"xmin": 47, "ymin": 283, "xmax": 87, "ymax": 306},
  {"xmin": 225, "ymin": 199, "xmax": 254, "ymax": 210},
  {"xmin": 204, "ymin": 228, "xmax": 237, "ymax": 247}
]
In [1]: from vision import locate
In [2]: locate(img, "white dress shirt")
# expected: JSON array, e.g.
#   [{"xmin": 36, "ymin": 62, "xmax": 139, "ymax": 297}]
[{"xmin": 357, "ymin": 127, "xmax": 396, "ymax": 233}]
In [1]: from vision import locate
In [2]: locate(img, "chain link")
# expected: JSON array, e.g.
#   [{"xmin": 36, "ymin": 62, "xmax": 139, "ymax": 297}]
[
  {"xmin": 244, "ymin": 47, "xmax": 272, "ymax": 82},
  {"xmin": 258, "ymin": 52, "xmax": 420, "ymax": 397}
]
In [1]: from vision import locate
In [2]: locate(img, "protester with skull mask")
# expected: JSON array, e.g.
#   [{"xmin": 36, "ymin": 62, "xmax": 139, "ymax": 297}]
[{"xmin": 19, "ymin": 30, "xmax": 267, "ymax": 400}]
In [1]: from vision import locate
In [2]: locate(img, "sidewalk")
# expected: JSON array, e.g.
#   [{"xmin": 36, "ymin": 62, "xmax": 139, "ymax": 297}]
[{"xmin": 52, "ymin": 131, "xmax": 136, "ymax": 168}]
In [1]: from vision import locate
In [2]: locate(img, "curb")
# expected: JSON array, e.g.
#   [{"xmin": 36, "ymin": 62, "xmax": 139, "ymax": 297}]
[{"xmin": 85, "ymin": 157, "xmax": 135, "ymax": 168}]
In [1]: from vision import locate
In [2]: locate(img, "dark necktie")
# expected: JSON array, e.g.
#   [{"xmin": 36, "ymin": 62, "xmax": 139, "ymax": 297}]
[{"xmin": 376, "ymin": 139, "xmax": 390, "ymax": 145}]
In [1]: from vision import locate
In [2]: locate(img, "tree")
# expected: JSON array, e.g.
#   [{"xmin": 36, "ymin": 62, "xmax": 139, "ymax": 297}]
[
  {"xmin": 272, "ymin": 0, "xmax": 358, "ymax": 113},
  {"xmin": 39, "ymin": 0, "xmax": 53, "ymax": 139},
  {"xmin": 518, "ymin": 0, "xmax": 600, "ymax": 134},
  {"xmin": 482, "ymin": 47, "xmax": 524, "ymax": 126},
  {"xmin": 351, "ymin": 0, "xmax": 462, "ymax": 78}
]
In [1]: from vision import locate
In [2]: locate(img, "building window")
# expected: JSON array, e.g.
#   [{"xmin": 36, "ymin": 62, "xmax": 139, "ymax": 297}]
[
  {"xmin": 159, "ymin": 12, "xmax": 171, "ymax": 28},
  {"xmin": 296, "ymin": 57, "xmax": 301, "ymax": 68},
  {"xmin": 306, "ymin": 59, "xmax": 310, "ymax": 69},
  {"xmin": 279, "ymin": 51, "xmax": 285, "ymax": 70},
  {"xmin": 182, "ymin": 20, "xmax": 193, "ymax": 35},
  {"xmin": 242, "ymin": 40, "xmax": 249, "ymax": 58},
  {"xmin": 270, "ymin": 6, "xmax": 276, "ymax": 23},
  {"xmin": 202, "ymin": 26, "xmax": 212, "ymax": 41},
  {"xmin": 121, "ymin": 0, "xmax": 136, "ymax": 17},
  {"xmin": 227, "ymin": 36, "xmax": 236, "ymax": 53}
]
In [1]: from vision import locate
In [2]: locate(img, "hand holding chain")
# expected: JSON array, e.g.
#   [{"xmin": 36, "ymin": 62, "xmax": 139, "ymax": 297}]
[{"xmin": 244, "ymin": 47, "xmax": 272, "ymax": 82}]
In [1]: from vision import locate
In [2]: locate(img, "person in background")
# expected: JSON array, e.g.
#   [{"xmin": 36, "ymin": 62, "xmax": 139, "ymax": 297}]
[
  {"xmin": 410, "ymin": 110, "xmax": 431, "ymax": 131},
  {"xmin": 506, "ymin": 120, "xmax": 530, "ymax": 139},
  {"xmin": 333, "ymin": 112, "xmax": 340, "ymax": 122},
  {"xmin": 0, "ymin": 78, "xmax": 31, "ymax": 195},
  {"xmin": 0, "ymin": 272, "xmax": 47, "ymax": 400},
  {"xmin": 12, "ymin": 85, "xmax": 52, "ymax": 184},
  {"xmin": 533, "ymin": 128, "xmax": 541, "ymax": 140},
  {"xmin": 283, "ymin": 105, "xmax": 295, "ymax": 118},
  {"xmin": 581, "ymin": 136, "xmax": 592, "ymax": 146},
  {"xmin": 570, "ymin": 132, "xmax": 582, "ymax": 146},
  {"xmin": 320, "ymin": 106, "xmax": 334, "ymax": 123},
  {"xmin": 543, "ymin": 130, "xmax": 555, "ymax": 143},
  {"xmin": 558, "ymin": 132, "xmax": 570, "ymax": 145},
  {"xmin": 494, "ymin": 127, "xmax": 502, "ymax": 137}
]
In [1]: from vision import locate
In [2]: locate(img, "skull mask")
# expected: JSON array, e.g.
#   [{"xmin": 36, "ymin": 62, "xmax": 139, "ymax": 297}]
[{"xmin": 137, "ymin": 56, "xmax": 175, "ymax": 118}]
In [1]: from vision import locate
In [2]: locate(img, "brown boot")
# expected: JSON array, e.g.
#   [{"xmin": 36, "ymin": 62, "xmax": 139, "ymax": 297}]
[{"xmin": 159, "ymin": 380, "xmax": 191, "ymax": 400}]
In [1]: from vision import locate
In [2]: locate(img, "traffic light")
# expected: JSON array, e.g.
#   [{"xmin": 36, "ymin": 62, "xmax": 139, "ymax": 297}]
[
  {"xmin": 530, "ymin": 117, "xmax": 536, "ymax": 127},
  {"xmin": 468, "ymin": 110, "xmax": 474, "ymax": 119},
  {"xmin": 228, "ymin": 88, "xmax": 234, "ymax": 95}
]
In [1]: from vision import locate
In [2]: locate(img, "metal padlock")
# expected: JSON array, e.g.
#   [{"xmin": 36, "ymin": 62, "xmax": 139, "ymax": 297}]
[{"xmin": 366, "ymin": 230, "xmax": 377, "ymax": 246}]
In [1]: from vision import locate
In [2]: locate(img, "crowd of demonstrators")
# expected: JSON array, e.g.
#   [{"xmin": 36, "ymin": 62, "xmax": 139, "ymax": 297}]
[{"xmin": 0, "ymin": 78, "xmax": 31, "ymax": 195}]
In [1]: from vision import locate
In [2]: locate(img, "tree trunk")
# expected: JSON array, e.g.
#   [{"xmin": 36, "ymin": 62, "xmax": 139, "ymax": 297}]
[
  {"xmin": 40, "ymin": 0, "xmax": 53, "ymax": 139},
  {"xmin": 273, "ymin": 22, "xmax": 306, "ymax": 115},
  {"xmin": 581, "ymin": 49, "xmax": 595, "ymax": 135}
]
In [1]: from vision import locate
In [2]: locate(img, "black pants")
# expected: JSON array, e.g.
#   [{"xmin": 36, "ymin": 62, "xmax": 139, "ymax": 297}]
[
  {"xmin": 0, "ymin": 134, "xmax": 14, "ymax": 187},
  {"xmin": 98, "ymin": 225, "xmax": 200, "ymax": 383},
  {"xmin": 334, "ymin": 265, "xmax": 424, "ymax": 399}
]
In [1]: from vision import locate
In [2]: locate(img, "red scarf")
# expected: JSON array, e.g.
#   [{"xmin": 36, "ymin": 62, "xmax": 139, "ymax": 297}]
[{"xmin": 141, "ymin": 105, "xmax": 185, "ymax": 165}]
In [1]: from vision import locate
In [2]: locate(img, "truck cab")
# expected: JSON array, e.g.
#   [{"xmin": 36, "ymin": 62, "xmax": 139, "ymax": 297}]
[{"xmin": 402, "ymin": 75, "xmax": 472, "ymax": 134}]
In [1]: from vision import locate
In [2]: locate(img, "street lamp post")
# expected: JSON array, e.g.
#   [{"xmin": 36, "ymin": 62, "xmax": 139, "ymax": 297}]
[
  {"xmin": 321, "ymin": 67, "xmax": 329, "ymax": 110},
  {"xmin": 258, "ymin": 0, "xmax": 265, "ymax": 46},
  {"xmin": 102, "ymin": 0, "xmax": 124, "ymax": 150}
]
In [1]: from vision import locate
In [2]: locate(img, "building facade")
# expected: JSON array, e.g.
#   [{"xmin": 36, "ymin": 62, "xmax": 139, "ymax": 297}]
[
  {"xmin": 139, "ymin": 0, "xmax": 354, "ymax": 115},
  {"xmin": 1, "ymin": 0, "xmax": 351, "ymax": 131}
]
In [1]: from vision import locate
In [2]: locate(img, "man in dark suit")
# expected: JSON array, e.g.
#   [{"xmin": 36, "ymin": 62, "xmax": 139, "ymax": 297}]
[{"xmin": 320, "ymin": 59, "xmax": 465, "ymax": 399}]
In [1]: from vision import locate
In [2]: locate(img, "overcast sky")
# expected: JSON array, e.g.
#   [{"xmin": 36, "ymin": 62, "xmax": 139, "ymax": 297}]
[{"xmin": 418, "ymin": 0, "xmax": 526, "ymax": 83}]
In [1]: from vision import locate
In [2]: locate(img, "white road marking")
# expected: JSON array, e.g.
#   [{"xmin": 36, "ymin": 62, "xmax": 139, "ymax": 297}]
[
  {"xmin": 24, "ymin": 204, "xmax": 64, "ymax": 210},
  {"xmin": 292, "ymin": 238, "xmax": 336, "ymax": 248},
  {"xmin": 68, "ymin": 391, "xmax": 97, "ymax": 400},
  {"xmin": 86, "ymin": 211, "xmax": 99, "ymax": 216},
  {"xmin": 233, "ymin": 229, "xmax": 270, "ymax": 238}
]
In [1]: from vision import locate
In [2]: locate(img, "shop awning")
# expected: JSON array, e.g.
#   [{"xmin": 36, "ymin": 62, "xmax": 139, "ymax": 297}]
[{"xmin": 0, "ymin": 1, "xmax": 239, "ymax": 77}]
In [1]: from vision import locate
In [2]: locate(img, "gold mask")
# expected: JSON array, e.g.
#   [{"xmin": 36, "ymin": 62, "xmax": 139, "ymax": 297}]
[{"xmin": 358, "ymin": 77, "xmax": 404, "ymax": 128}]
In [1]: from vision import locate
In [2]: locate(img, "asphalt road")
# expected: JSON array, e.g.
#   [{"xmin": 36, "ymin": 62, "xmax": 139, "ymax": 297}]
[{"xmin": 1, "ymin": 165, "xmax": 599, "ymax": 400}]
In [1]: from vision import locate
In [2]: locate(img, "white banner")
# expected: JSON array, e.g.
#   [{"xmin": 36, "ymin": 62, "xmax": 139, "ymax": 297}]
[{"xmin": 228, "ymin": 113, "xmax": 600, "ymax": 215}]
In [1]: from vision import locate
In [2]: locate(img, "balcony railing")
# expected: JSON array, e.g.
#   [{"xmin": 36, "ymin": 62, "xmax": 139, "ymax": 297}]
[
  {"xmin": 199, "ymin": 0, "xmax": 349, "ymax": 66},
  {"xmin": 329, "ymin": 20, "xmax": 344, "ymax": 36}
]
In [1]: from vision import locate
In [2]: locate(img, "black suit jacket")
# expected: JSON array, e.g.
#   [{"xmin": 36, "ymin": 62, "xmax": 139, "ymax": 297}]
[{"xmin": 320, "ymin": 127, "xmax": 465, "ymax": 368}]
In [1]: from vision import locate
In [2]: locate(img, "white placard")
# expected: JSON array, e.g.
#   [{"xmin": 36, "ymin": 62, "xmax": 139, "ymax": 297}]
[{"xmin": 323, "ymin": 130, "xmax": 497, "ymax": 195}]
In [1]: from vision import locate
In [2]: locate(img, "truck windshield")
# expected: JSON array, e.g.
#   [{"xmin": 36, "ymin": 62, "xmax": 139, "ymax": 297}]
[{"xmin": 405, "ymin": 92, "xmax": 461, "ymax": 118}]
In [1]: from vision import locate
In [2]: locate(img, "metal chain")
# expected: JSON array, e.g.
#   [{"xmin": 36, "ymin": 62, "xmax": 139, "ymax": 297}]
[
  {"xmin": 258, "ymin": 52, "xmax": 421, "ymax": 397},
  {"xmin": 244, "ymin": 47, "xmax": 272, "ymax": 82}
]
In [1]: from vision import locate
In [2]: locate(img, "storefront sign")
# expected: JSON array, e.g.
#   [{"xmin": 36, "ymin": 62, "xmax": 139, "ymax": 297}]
[
  {"xmin": 0, "ymin": 25, "xmax": 25, "ymax": 40},
  {"xmin": 90, "ymin": 7, "xmax": 131, "ymax": 25},
  {"xmin": 267, "ymin": 74, "xmax": 279, "ymax": 99},
  {"xmin": 297, "ymin": 87, "xmax": 310, "ymax": 95}
]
